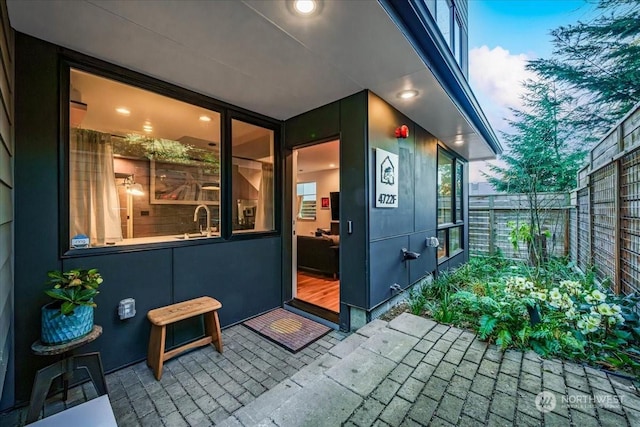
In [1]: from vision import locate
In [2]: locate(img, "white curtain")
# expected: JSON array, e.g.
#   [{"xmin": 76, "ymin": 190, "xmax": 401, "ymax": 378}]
[
  {"xmin": 69, "ymin": 129, "xmax": 123, "ymax": 245},
  {"xmin": 255, "ymin": 163, "xmax": 274, "ymax": 231}
]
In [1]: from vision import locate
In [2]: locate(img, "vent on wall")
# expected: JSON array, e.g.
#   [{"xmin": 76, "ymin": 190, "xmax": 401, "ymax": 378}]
[{"xmin": 70, "ymin": 100, "xmax": 87, "ymax": 127}]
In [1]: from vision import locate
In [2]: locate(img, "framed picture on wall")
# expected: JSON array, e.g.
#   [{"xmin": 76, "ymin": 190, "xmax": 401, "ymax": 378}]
[
  {"xmin": 150, "ymin": 159, "xmax": 220, "ymax": 205},
  {"xmin": 321, "ymin": 197, "xmax": 330, "ymax": 209}
]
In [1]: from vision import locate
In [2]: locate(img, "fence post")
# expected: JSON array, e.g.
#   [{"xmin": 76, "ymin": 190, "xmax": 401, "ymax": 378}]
[
  {"xmin": 489, "ymin": 195, "xmax": 495, "ymax": 255},
  {"xmin": 614, "ymin": 159, "xmax": 621, "ymax": 294},
  {"xmin": 564, "ymin": 207, "xmax": 569, "ymax": 257}
]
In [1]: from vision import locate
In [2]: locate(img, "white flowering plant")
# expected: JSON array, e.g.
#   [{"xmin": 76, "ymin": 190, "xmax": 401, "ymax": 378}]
[{"xmin": 409, "ymin": 254, "xmax": 640, "ymax": 375}]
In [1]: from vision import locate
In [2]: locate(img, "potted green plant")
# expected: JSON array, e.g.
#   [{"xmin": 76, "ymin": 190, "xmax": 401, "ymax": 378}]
[{"xmin": 41, "ymin": 268, "xmax": 103, "ymax": 345}]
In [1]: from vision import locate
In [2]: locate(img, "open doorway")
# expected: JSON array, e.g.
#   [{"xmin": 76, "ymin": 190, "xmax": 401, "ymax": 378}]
[{"xmin": 290, "ymin": 140, "xmax": 340, "ymax": 323}]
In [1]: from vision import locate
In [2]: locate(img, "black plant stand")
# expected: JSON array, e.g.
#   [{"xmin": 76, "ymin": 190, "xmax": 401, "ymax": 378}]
[{"xmin": 27, "ymin": 325, "xmax": 107, "ymax": 424}]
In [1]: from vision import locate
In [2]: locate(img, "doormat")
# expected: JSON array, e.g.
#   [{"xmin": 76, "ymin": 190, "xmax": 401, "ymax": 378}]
[{"xmin": 243, "ymin": 308, "xmax": 331, "ymax": 353}]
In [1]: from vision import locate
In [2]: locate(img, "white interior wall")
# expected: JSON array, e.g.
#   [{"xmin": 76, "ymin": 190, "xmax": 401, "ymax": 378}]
[{"xmin": 296, "ymin": 168, "xmax": 339, "ymax": 237}]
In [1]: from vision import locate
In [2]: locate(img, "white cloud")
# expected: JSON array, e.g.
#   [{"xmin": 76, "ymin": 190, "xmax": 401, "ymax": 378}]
[
  {"xmin": 469, "ymin": 45, "xmax": 537, "ymax": 134},
  {"xmin": 468, "ymin": 46, "xmax": 537, "ymax": 183}
]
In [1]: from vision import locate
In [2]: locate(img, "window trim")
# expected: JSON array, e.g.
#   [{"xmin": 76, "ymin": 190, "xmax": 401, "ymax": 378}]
[
  {"xmin": 227, "ymin": 112, "xmax": 281, "ymax": 239},
  {"xmin": 437, "ymin": 146, "xmax": 466, "ymax": 263},
  {"xmin": 296, "ymin": 181, "xmax": 317, "ymax": 221},
  {"xmin": 59, "ymin": 52, "xmax": 281, "ymax": 257}
]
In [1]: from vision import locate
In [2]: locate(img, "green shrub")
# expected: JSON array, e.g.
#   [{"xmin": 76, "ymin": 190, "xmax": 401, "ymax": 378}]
[{"xmin": 426, "ymin": 255, "xmax": 640, "ymax": 376}]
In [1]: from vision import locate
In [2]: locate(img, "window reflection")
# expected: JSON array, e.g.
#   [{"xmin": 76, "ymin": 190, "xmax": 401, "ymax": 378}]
[
  {"xmin": 437, "ymin": 229, "xmax": 447, "ymax": 259},
  {"xmin": 449, "ymin": 226, "xmax": 462, "ymax": 254},
  {"xmin": 231, "ymin": 119, "xmax": 275, "ymax": 233},
  {"xmin": 438, "ymin": 152, "xmax": 453, "ymax": 225},
  {"xmin": 69, "ymin": 69, "xmax": 221, "ymax": 248},
  {"xmin": 436, "ymin": 0, "xmax": 452, "ymax": 47},
  {"xmin": 456, "ymin": 162, "xmax": 463, "ymax": 222}
]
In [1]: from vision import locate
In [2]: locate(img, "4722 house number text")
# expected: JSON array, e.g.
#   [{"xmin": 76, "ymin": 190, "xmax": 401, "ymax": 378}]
[{"xmin": 377, "ymin": 193, "xmax": 397, "ymax": 205}]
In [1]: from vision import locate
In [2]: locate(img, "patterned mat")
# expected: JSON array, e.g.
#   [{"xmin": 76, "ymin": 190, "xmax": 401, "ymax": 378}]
[{"xmin": 243, "ymin": 308, "xmax": 331, "ymax": 353}]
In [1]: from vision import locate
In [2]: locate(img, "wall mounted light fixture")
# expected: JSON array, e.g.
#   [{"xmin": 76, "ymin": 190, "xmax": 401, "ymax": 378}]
[
  {"xmin": 123, "ymin": 176, "xmax": 144, "ymax": 196},
  {"xmin": 426, "ymin": 236, "xmax": 439, "ymax": 247}
]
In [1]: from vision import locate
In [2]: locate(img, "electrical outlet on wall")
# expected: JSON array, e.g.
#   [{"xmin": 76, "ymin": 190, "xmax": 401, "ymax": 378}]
[{"xmin": 118, "ymin": 298, "xmax": 136, "ymax": 320}]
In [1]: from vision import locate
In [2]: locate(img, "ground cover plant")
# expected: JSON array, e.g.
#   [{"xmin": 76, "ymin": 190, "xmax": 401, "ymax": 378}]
[{"xmin": 408, "ymin": 254, "xmax": 640, "ymax": 377}]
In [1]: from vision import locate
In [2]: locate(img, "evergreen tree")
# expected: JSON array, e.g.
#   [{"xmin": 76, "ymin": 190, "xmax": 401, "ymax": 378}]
[
  {"xmin": 528, "ymin": 0, "xmax": 640, "ymax": 135},
  {"xmin": 485, "ymin": 79, "xmax": 587, "ymax": 194},
  {"xmin": 485, "ymin": 80, "xmax": 588, "ymax": 266}
]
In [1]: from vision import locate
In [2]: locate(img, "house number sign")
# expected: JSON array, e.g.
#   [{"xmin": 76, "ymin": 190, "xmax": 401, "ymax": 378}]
[{"xmin": 375, "ymin": 148, "xmax": 398, "ymax": 208}]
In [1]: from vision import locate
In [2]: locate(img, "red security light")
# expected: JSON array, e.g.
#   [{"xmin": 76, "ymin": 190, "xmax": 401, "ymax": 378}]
[{"xmin": 395, "ymin": 125, "xmax": 409, "ymax": 139}]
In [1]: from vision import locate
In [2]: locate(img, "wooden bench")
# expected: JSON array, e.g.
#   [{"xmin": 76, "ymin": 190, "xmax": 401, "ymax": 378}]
[{"xmin": 147, "ymin": 296, "xmax": 223, "ymax": 380}]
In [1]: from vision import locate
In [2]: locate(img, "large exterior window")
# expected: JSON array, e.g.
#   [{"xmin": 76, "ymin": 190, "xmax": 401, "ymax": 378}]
[
  {"xmin": 69, "ymin": 69, "xmax": 221, "ymax": 248},
  {"xmin": 437, "ymin": 148, "xmax": 465, "ymax": 260},
  {"xmin": 428, "ymin": 0, "xmax": 466, "ymax": 71},
  {"xmin": 231, "ymin": 119, "xmax": 275, "ymax": 233}
]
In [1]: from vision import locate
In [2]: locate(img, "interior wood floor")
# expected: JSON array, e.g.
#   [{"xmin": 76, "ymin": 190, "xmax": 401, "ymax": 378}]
[{"xmin": 296, "ymin": 271, "xmax": 339, "ymax": 313}]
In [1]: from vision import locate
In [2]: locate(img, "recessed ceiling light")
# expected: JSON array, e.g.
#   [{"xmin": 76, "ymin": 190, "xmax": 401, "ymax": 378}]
[
  {"xmin": 116, "ymin": 107, "xmax": 130, "ymax": 116},
  {"xmin": 398, "ymin": 90, "xmax": 419, "ymax": 99},
  {"xmin": 454, "ymin": 140, "xmax": 464, "ymax": 145},
  {"xmin": 329, "ymin": 163, "xmax": 335, "ymax": 168},
  {"xmin": 143, "ymin": 123, "xmax": 153, "ymax": 133},
  {"xmin": 294, "ymin": 0, "xmax": 316, "ymax": 14},
  {"xmin": 199, "ymin": 115, "xmax": 211, "ymax": 122}
]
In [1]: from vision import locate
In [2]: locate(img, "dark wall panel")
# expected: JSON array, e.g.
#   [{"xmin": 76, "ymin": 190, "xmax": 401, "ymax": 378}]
[
  {"xmin": 414, "ymin": 127, "xmax": 437, "ymax": 232},
  {"xmin": 61, "ymin": 250, "xmax": 173, "ymax": 371},
  {"xmin": 448, "ymin": 251, "xmax": 466, "ymax": 270},
  {"xmin": 173, "ymin": 237, "xmax": 281, "ymax": 328},
  {"xmin": 368, "ymin": 93, "xmax": 415, "ymax": 240},
  {"xmin": 284, "ymin": 101, "xmax": 340, "ymax": 149},
  {"xmin": 409, "ymin": 231, "xmax": 437, "ymax": 284},
  {"xmin": 14, "ymin": 33, "xmax": 62, "ymax": 403},
  {"xmin": 338, "ymin": 92, "xmax": 369, "ymax": 318},
  {"xmin": 369, "ymin": 236, "xmax": 409, "ymax": 308}
]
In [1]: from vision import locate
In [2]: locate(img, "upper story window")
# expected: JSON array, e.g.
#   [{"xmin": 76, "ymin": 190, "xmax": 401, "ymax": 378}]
[
  {"xmin": 454, "ymin": 18, "xmax": 462, "ymax": 65},
  {"xmin": 437, "ymin": 147, "xmax": 465, "ymax": 260},
  {"xmin": 69, "ymin": 69, "xmax": 222, "ymax": 248},
  {"xmin": 428, "ymin": 0, "xmax": 466, "ymax": 72},
  {"xmin": 436, "ymin": 0, "xmax": 452, "ymax": 48}
]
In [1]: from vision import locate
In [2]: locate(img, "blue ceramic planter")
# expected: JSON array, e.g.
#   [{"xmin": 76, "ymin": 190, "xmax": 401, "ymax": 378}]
[{"xmin": 41, "ymin": 303, "xmax": 93, "ymax": 345}]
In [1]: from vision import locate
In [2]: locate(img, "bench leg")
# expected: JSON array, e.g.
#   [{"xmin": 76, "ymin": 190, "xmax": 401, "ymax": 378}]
[
  {"xmin": 148, "ymin": 324, "xmax": 166, "ymax": 380},
  {"xmin": 204, "ymin": 311, "xmax": 223, "ymax": 354}
]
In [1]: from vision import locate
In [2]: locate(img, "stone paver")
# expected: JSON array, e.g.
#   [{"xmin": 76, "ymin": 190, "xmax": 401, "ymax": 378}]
[{"xmin": 3, "ymin": 313, "xmax": 639, "ymax": 427}]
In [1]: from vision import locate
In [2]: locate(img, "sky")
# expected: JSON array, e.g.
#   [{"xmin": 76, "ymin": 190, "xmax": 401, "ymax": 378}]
[{"xmin": 467, "ymin": 0, "xmax": 600, "ymax": 182}]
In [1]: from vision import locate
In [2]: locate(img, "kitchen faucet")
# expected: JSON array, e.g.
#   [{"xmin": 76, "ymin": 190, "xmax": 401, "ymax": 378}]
[{"xmin": 193, "ymin": 204, "xmax": 211, "ymax": 237}]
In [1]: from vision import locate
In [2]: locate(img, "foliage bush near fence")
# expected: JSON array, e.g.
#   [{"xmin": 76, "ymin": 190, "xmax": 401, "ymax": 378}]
[{"xmin": 408, "ymin": 255, "xmax": 640, "ymax": 376}]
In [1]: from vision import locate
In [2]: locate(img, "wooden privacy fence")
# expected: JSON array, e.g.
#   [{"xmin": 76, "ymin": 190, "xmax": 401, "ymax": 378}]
[
  {"xmin": 570, "ymin": 102, "xmax": 640, "ymax": 295},
  {"xmin": 470, "ymin": 103, "xmax": 640, "ymax": 296},
  {"xmin": 469, "ymin": 193, "xmax": 571, "ymax": 260}
]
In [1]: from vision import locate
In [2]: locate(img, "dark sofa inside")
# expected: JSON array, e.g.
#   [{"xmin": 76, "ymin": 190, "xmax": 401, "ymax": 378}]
[{"xmin": 297, "ymin": 235, "xmax": 339, "ymax": 278}]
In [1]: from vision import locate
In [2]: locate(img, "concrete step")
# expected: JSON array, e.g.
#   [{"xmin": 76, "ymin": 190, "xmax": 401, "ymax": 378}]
[{"xmin": 218, "ymin": 314, "xmax": 437, "ymax": 427}]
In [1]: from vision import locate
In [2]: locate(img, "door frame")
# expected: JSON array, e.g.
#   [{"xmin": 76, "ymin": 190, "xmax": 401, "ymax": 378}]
[{"xmin": 284, "ymin": 136, "xmax": 341, "ymax": 320}]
